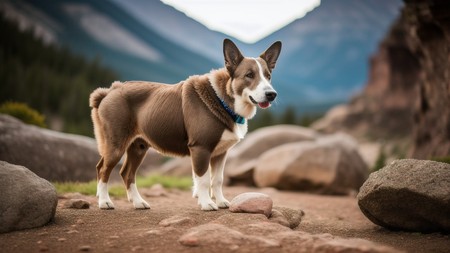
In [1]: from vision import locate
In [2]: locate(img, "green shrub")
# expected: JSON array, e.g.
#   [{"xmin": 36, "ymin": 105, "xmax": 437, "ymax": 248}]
[{"xmin": 0, "ymin": 101, "xmax": 46, "ymax": 128}]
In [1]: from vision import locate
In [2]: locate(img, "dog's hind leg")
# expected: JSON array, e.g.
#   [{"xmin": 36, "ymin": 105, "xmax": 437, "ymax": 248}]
[
  {"xmin": 120, "ymin": 138, "xmax": 150, "ymax": 209},
  {"xmin": 97, "ymin": 147, "xmax": 124, "ymax": 210},
  {"xmin": 210, "ymin": 152, "xmax": 230, "ymax": 208},
  {"xmin": 190, "ymin": 146, "xmax": 218, "ymax": 211}
]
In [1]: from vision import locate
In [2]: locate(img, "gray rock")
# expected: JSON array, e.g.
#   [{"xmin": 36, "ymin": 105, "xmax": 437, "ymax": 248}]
[
  {"xmin": 64, "ymin": 199, "xmax": 90, "ymax": 209},
  {"xmin": 229, "ymin": 192, "xmax": 273, "ymax": 218},
  {"xmin": 0, "ymin": 161, "xmax": 58, "ymax": 233},
  {"xmin": 358, "ymin": 159, "xmax": 450, "ymax": 232},
  {"xmin": 225, "ymin": 125, "xmax": 317, "ymax": 184},
  {"xmin": 270, "ymin": 206, "xmax": 305, "ymax": 229},
  {"xmin": 0, "ymin": 114, "xmax": 98, "ymax": 182},
  {"xmin": 254, "ymin": 133, "xmax": 368, "ymax": 194}
]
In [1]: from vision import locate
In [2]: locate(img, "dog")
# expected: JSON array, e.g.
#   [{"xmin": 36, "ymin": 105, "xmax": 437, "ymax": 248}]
[{"xmin": 89, "ymin": 39, "xmax": 282, "ymax": 211}]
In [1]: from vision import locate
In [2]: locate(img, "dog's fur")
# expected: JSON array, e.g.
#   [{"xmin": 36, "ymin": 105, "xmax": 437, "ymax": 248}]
[{"xmin": 89, "ymin": 39, "xmax": 281, "ymax": 210}]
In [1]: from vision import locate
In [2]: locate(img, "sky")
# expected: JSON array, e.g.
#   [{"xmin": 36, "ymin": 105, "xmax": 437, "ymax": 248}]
[{"xmin": 161, "ymin": 0, "xmax": 321, "ymax": 44}]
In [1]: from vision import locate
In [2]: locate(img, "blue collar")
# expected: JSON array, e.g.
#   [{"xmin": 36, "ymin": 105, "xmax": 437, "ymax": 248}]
[{"xmin": 218, "ymin": 98, "xmax": 246, "ymax": 124}]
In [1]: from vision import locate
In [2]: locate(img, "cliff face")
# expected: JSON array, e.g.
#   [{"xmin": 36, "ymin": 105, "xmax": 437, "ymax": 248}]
[
  {"xmin": 408, "ymin": 0, "xmax": 450, "ymax": 158},
  {"xmin": 313, "ymin": 0, "xmax": 450, "ymax": 159}
]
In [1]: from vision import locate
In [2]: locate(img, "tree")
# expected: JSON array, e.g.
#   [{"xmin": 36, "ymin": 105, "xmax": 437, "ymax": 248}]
[{"xmin": 279, "ymin": 106, "xmax": 297, "ymax": 125}]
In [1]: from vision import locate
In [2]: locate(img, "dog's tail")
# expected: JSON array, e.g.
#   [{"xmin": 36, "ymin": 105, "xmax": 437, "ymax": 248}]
[
  {"xmin": 89, "ymin": 88, "xmax": 109, "ymax": 109},
  {"xmin": 89, "ymin": 81, "xmax": 122, "ymax": 108}
]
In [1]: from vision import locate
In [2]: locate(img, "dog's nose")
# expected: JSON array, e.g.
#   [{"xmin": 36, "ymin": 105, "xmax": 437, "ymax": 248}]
[{"xmin": 265, "ymin": 91, "xmax": 277, "ymax": 102}]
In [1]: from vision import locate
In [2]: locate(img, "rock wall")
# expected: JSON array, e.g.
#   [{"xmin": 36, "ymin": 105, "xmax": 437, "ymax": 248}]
[{"xmin": 313, "ymin": 0, "xmax": 450, "ymax": 159}]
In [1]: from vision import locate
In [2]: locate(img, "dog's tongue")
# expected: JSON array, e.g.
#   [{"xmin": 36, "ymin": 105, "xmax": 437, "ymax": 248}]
[{"xmin": 258, "ymin": 102, "xmax": 270, "ymax": 109}]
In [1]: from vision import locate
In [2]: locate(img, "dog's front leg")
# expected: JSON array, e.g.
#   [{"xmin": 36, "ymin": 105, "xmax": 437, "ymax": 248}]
[
  {"xmin": 190, "ymin": 146, "xmax": 218, "ymax": 211},
  {"xmin": 211, "ymin": 152, "xmax": 230, "ymax": 208}
]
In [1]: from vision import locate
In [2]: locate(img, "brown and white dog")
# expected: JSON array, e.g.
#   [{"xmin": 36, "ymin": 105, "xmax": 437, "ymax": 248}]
[{"xmin": 89, "ymin": 39, "xmax": 282, "ymax": 211}]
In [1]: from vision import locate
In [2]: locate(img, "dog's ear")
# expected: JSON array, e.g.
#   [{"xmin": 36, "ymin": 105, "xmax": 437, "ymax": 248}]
[
  {"xmin": 260, "ymin": 41, "xmax": 282, "ymax": 70},
  {"xmin": 223, "ymin": 39, "xmax": 244, "ymax": 76}
]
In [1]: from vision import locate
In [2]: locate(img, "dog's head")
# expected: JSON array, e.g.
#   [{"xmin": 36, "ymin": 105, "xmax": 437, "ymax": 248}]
[{"xmin": 223, "ymin": 39, "xmax": 282, "ymax": 119}]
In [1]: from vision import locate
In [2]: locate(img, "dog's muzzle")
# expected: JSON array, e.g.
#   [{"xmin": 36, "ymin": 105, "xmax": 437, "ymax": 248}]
[{"xmin": 250, "ymin": 90, "xmax": 277, "ymax": 109}]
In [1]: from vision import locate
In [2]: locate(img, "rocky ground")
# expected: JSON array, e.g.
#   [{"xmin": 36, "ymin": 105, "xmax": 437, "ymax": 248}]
[{"xmin": 0, "ymin": 186, "xmax": 448, "ymax": 253}]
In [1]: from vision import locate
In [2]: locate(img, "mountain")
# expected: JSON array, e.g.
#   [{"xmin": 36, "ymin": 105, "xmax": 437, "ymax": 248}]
[
  {"xmin": 2, "ymin": 0, "xmax": 219, "ymax": 83},
  {"xmin": 110, "ymin": 0, "xmax": 232, "ymax": 64},
  {"xmin": 1, "ymin": 0, "xmax": 403, "ymax": 114}
]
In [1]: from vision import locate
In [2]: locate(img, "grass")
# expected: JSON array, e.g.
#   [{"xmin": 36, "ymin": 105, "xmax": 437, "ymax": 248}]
[
  {"xmin": 430, "ymin": 156, "xmax": 450, "ymax": 165},
  {"xmin": 53, "ymin": 174, "xmax": 192, "ymax": 197}
]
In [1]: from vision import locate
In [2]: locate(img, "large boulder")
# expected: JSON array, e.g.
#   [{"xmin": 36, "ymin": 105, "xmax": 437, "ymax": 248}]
[
  {"xmin": 0, "ymin": 161, "xmax": 58, "ymax": 233},
  {"xmin": 0, "ymin": 114, "xmax": 99, "ymax": 181},
  {"xmin": 254, "ymin": 133, "xmax": 368, "ymax": 194},
  {"xmin": 0, "ymin": 114, "xmax": 165, "ymax": 182},
  {"xmin": 358, "ymin": 159, "xmax": 450, "ymax": 232},
  {"xmin": 226, "ymin": 125, "xmax": 317, "ymax": 184}
]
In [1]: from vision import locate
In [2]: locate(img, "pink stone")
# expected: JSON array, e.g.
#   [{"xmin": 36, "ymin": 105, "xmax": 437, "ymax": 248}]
[{"xmin": 229, "ymin": 192, "xmax": 273, "ymax": 218}]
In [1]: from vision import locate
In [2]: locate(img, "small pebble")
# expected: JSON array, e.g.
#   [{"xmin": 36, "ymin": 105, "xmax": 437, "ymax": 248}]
[
  {"xmin": 65, "ymin": 199, "xmax": 90, "ymax": 209},
  {"xmin": 79, "ymin": 245, "xmax": 91, "ymax": 251}
]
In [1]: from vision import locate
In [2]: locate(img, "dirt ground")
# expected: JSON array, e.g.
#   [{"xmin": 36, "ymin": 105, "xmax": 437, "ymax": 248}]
[{"xmin": 0, "ymin": 186, "xmax": 449, "ymax": 253}]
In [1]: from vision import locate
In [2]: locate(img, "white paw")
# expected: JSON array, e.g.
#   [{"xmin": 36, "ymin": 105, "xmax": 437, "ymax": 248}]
[
  {"xmin": 133, "ymin": 199, "xmax": 151, "ymax": 209},
  {"xmin": 127, "ymin": 183, "xmax": 150, "ymax": 209},
  {"xmin": 99, "ymin": 200, "xmax": 115, "ymax": 210},
  {"xmin": 200, "ymin": 202, "xmax": 219, "ymax": 211},
  {"xmin": 216, "ymin": 199, "xmax": 230, "ymax": 209}
]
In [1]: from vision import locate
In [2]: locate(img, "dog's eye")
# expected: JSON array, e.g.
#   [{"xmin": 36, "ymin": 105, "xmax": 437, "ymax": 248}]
[
  {"xmin": 265, "ymin": 73, "xmax": 271, "ymax": 80},
  {"xmin": 245, "ymin": 72, "xmax": 254, "ymax": 79}
]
